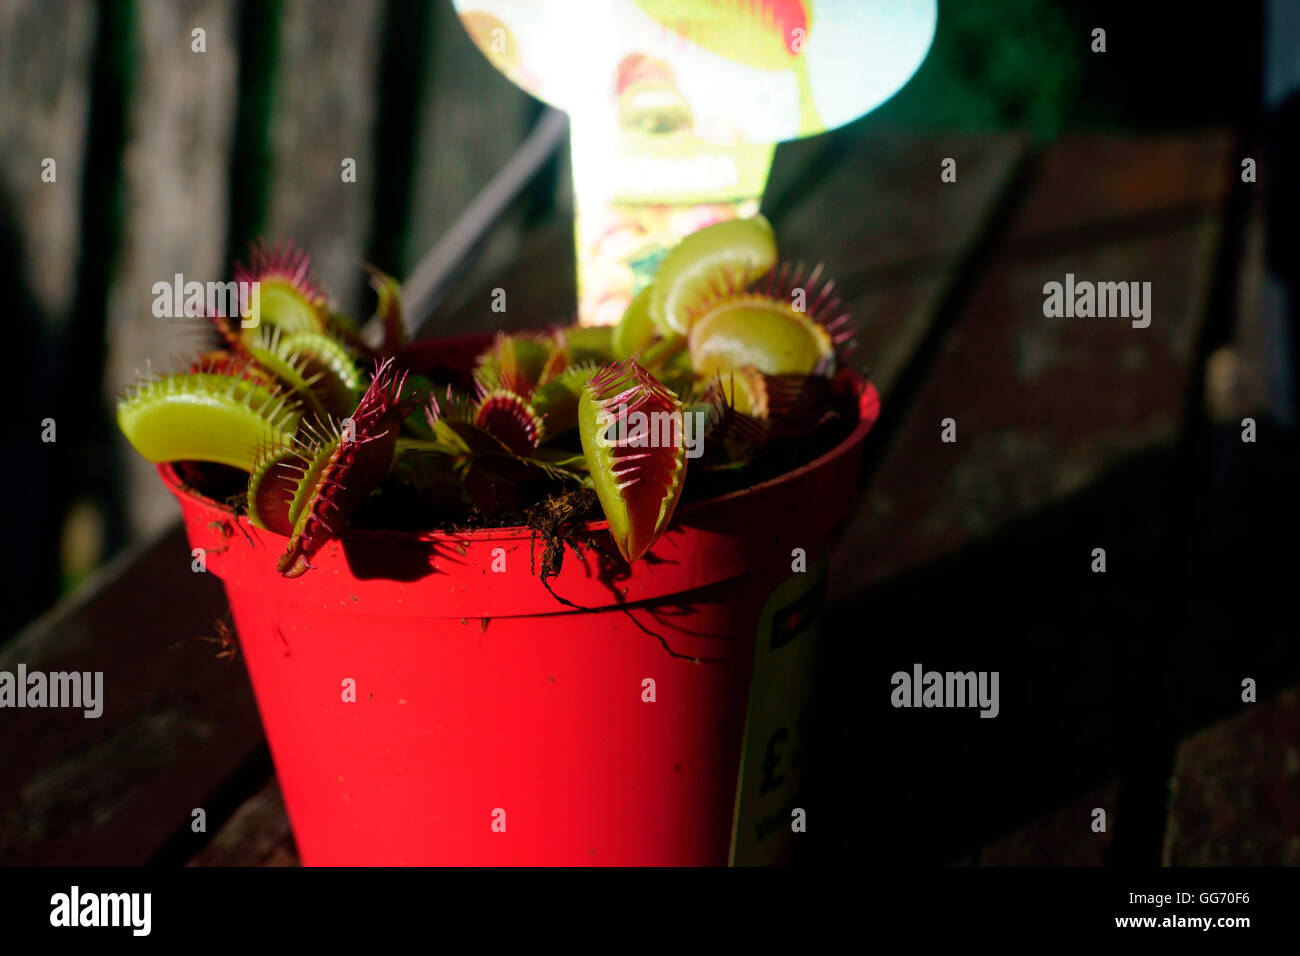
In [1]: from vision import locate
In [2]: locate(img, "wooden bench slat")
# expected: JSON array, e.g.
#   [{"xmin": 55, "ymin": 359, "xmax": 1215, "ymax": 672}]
[
  {"xmin": 783, "ymin": 131, "xmax": 1030, "ymax": 398},
  {"xmin": 802, "ymin": 132, "xmax": 1238, "ymax": 867},
  {"xmin": 188, "ymin": 777, "xmax": 299, "ymax": 866},
  {"xmin": 406, "ymin": 1, "xmax": 535, "ymax": 293},
  {"xmin": 1163, "ymin": 690, "xmax": 1300, "ymax": 865},
  {"xmin": 264, "ymin": 0, "xmax": 385, "ymax": 318},
  {"xmin": 972, "ymin": 779, "xmax": 1121, "ymax": 866},
  {"xmin": 103, "ymin": 0, "xmax": 240, "ymax": 543},
  {"xmin": 0, "ymin": 0, "xmax": 96, "ymax": 323},
  {"xmin": 831, "ymin": 133, "xmax": 1237, "ymax": 597},
  {"xmin": 0, "ymin": 527, "xmax": 264, "ymax": 865}
]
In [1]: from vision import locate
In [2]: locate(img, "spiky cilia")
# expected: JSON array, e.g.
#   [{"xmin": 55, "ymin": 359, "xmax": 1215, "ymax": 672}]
[
  {"xmin": 233, "ymin": 239, "xmax": 330, "ymax": 338},
  {"xmin": 475, "ymin": 386, "xmax": 544, "ymax": 456},
  {"xmin": 276, "ymin": 359, "xmax": 408, "ymax": 578},
  {"xmin": 685, "ymin": 259, "xmax": 853, "ymax": 378},
  {"xmin": 118, "ymin": 220, "xmax": 860, "ymax": 574},
  {"xmin": 117, "ymin": 369, "xmax": 302, "ymax": 472},
  {"xmin": 578, "ymin": 359, "xmax": 687, "ymax": 563}
]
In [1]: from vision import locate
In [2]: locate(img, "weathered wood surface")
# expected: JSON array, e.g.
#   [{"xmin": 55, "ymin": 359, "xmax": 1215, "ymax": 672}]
[
  {"xmin": 0, "ymin": 526, "xmax": 261, "ymax": 865},
  {"xmin": 104, "ymin": 0, "xmax": 240, "ymax": 541},
  {"xmin": 831, "ymin": 133, "xmax": 1237, "ymax": 595},
  {"xmin": 189, "ymin": 778, "xmax": 299, "ymax": 867},
  {"xmin": 1163, "ymin": 688, "xmax": 1300, "ymax": 866},
  {"xmin": 407, "ymin": 0, "xmax": 536, "ymax": 325},
  {"xmin": 971, "ymin": 779, "xmax": 1122, "ymax": 866},
  {"xmin": 1, "ymin": 0, "xmax": 99, "ymax": 642},
  {"xmin": 774, "ymin": 130, "xmax": 1030, "ymax": 398},
  {"xmin": 805, "ymin": 133, "xmax": 1244, "ymax": 867},
  {"xmin": 263, "ymin": 0, "xmax": 384, "ymax": 317},
  {"xmin": 0, "ymin": 0, "xmax": 96, "ymax": 324}
]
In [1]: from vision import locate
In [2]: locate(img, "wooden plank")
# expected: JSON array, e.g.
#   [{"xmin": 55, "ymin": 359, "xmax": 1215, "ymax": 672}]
[
  {"xmin": 1163, "ymin": 687, "xmax": 1300, "ymax": 866},
  {"xmin": 0, "ymin": 527, "xmax": 266, "ymax": 865},
  {"xmin": 0, "ymin": 0, "xmax": 98, "ymax": 637},
  {"xmin": 0, "ymin": 0, "xmax": 96, "ymax": 324},
  {"xmin": 431, "ymin": 207, "xmax": 576, "ymax": 337},
  {"xmin": 772, "ymin": 130, "xmax": 1029, "ymax": 398},
  {"xmin": 263, "ymin": 0, "xmax": 383, "ymax": 318},
  {"xmin": 832, "ymin": 133, "xmax": 1236, "ymax": 596},
  {"xmin": 404, "ymin": 110, "xmax": 570, "ymax": 333},
  {"xmin": 973, "ymin": 779, "xmax": 1120, "ymax": 866},
  {"xmin": 406, "ymin": 0, "xmax": 535, "ymax": 328},
  {"xmin": 803, "ymin": 133, "xmax": 1237, "ymax": 868},
  {"xmin": 1011, "ymin": 135, "xmax": 1237, "ymax": 239},
  {"xmin": 777, "ymin": 130, "xmax": 1026, "ymax": 277},
  {"xmin": 103, "ymin": 0, "xmax": 239, "ymax": 541},
  {"xmin": 188, "ymin": 777, "xmax": 299, "ymax": 866}
]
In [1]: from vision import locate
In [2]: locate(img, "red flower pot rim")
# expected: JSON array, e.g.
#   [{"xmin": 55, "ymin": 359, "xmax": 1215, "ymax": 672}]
[{"xmin": 157, "ymin": 373, "xmax": 881, "ymax": 546}]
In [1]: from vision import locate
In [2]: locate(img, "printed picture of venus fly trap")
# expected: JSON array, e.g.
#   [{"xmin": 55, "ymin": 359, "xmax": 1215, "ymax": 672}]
[{"xmin": 116, "ymin": 219, "xmax": 879, "ymax": 866}]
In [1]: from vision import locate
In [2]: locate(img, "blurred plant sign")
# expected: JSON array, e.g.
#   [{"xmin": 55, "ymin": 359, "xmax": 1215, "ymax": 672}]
[{"xmin": 452, "ymin": 0, "xmax": 937, "ymax": 324}]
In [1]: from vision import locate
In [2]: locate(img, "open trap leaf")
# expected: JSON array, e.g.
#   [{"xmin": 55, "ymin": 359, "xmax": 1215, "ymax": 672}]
[
  {"xmin": 578, "ymin": 360, "xmax": 687, "ymax": 563},
  {"xmin": 117, "ymin": 372, "xmax": 302, "ymax": 472}
]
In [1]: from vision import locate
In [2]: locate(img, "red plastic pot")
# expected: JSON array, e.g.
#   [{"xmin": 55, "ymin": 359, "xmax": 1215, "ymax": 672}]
[{"xmin": 163, "ymin": 333, "xmax": 879, "ymax": 865}]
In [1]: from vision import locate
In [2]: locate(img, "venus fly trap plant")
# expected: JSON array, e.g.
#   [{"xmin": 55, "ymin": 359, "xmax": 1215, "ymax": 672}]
[{"xmin": 117, "ymin": 217, "xmax": 859, "ymax": 577}]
